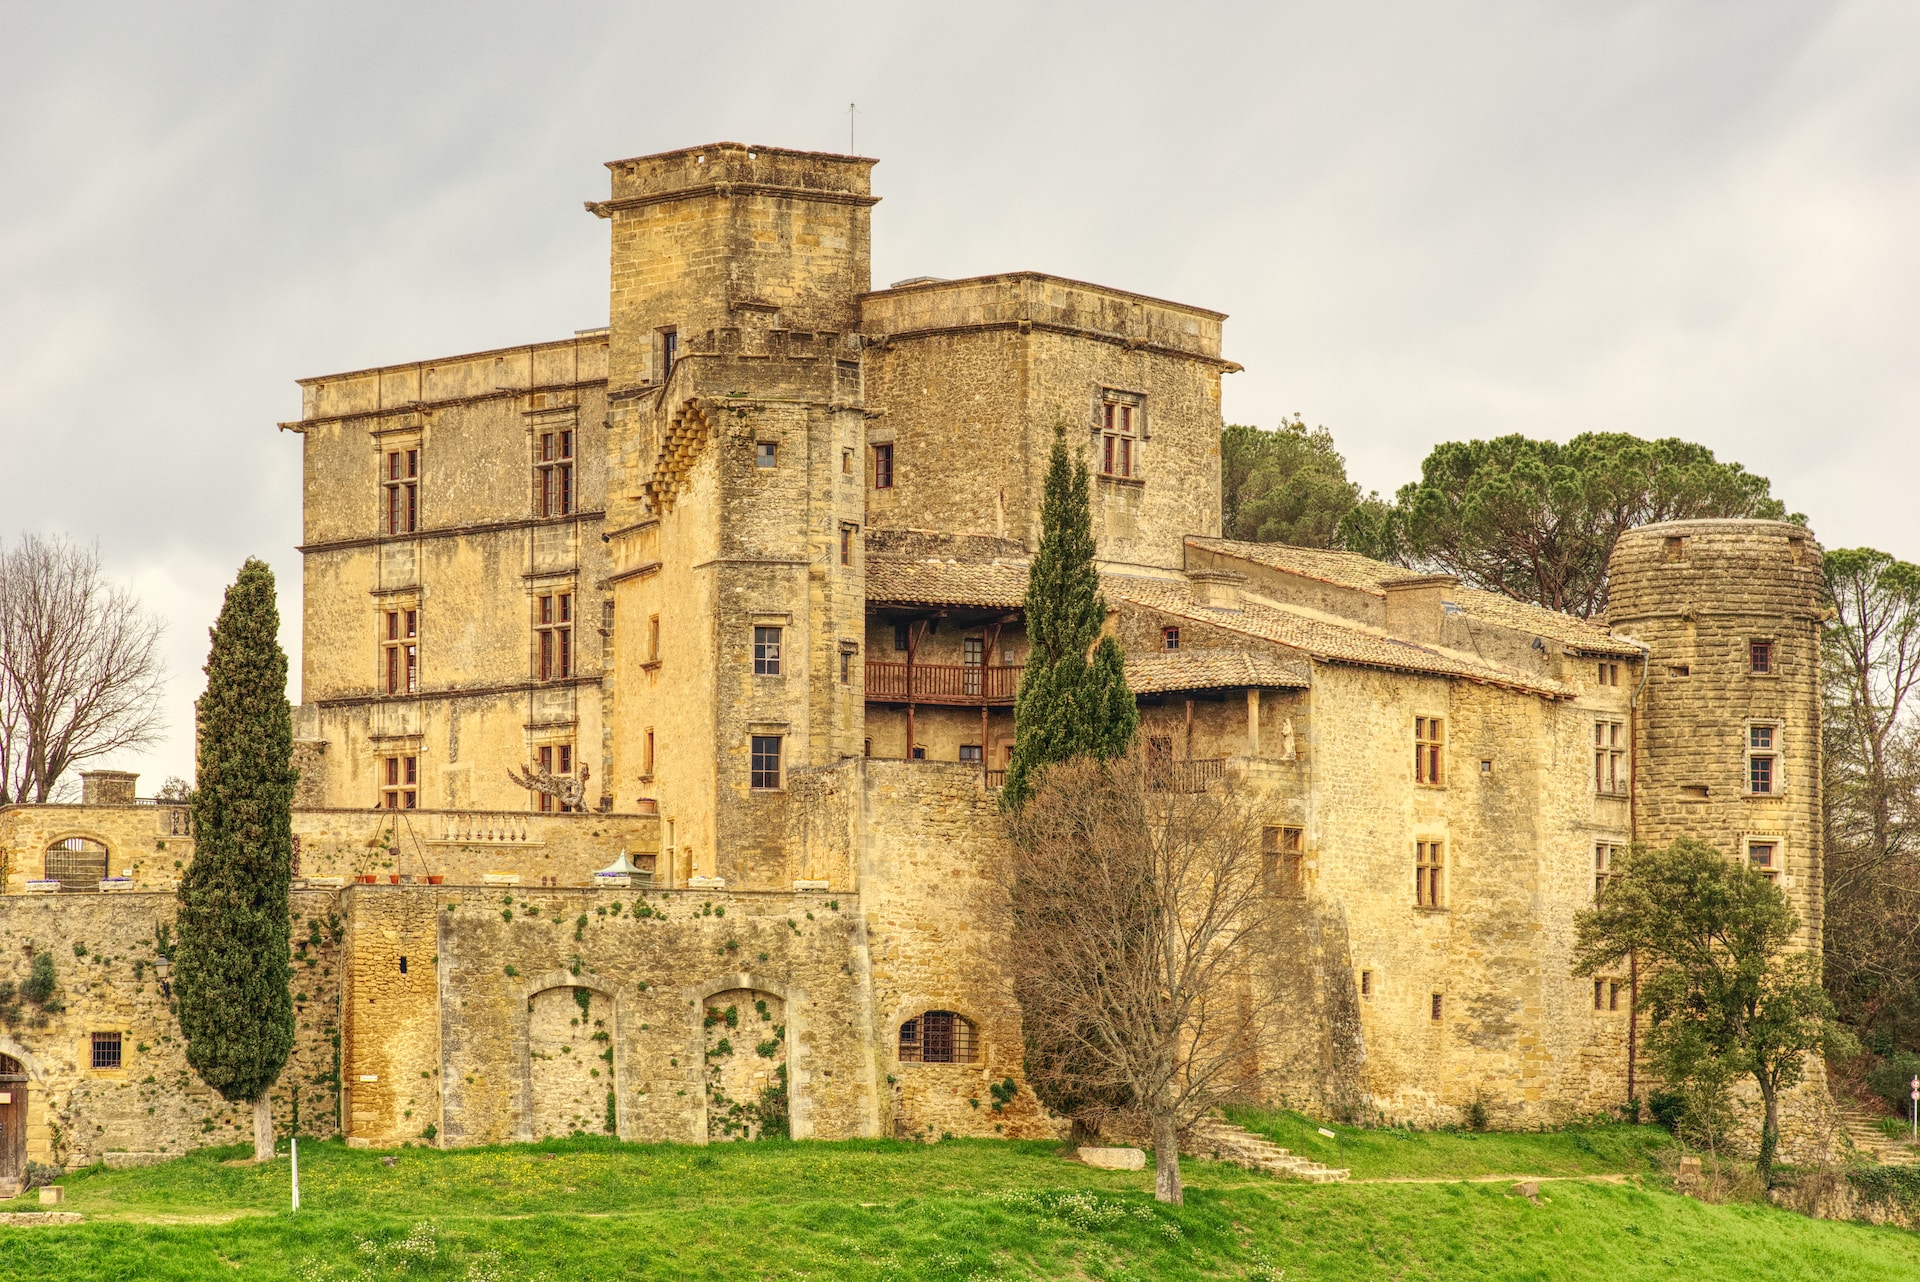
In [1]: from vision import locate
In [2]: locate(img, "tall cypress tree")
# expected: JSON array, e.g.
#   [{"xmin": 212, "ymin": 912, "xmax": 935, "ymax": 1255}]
[
  {"xmin": 177, "ymin": 559, "xmax": 297, "ymax": 1161},
  {"xmin": 1002, "ymin": 430, "xmax": 1137, "ymax": 810}
]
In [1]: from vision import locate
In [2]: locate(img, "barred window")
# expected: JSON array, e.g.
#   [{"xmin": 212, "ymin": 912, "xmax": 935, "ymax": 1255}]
[
  {"xmin": 383, "ymin": 448, "xmax": 419, "ymax": 534},
  {"xmin": 750, "ymin": 736, "xmax": 782, "ymax": 790},
  {"xmin": 535, "ymin": 430, "xmax": 574, "ymax": 517},
  {"xmin": 898, "ymin": 1010, "xmax": 976, "ymax": 1064},
  {"xmin": 91, "ymin": 1031, "xmax": 122, "ymax": 1070},
  {"xmin": 1594, "ymin": 720, "xmax": 1627, "ymax": 794},
  {"xmin": 1415, "ymin": 717, "xmax": 1445, "ymax": 785},
  {"xmin": 1416, "ymin": 840, "xmax": 1444, "ymax": 908}
]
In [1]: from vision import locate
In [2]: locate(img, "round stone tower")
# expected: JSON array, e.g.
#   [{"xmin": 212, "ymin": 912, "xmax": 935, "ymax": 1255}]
[{"xmin": 1605, "ymin": 518, "xmax": 1826, "ymax": 943}]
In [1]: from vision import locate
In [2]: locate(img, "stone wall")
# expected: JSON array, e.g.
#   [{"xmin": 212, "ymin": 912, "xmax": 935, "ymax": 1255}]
[{"xmin": 0, "ymin": 889, "xmax": 344, "ymax": 1170}]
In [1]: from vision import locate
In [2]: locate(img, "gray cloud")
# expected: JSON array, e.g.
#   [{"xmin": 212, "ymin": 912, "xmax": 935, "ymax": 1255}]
[{"xmin": 3, "ymin": 1, "xmax": 1914, "ymax": 786}]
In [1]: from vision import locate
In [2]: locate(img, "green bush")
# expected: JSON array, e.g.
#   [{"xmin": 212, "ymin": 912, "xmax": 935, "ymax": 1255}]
[
  {"xmin": 1850, "ymin": 1163, "xmax": 1920, "ymax": 1210},
  {"xmin": 1647, "ymin": 1091, "xmax": 1686, "ymax": 1134},
  {"xmin": 1867, "ymin": 1052, "xmax": 1920, "ymax": 1115},
  {"xmin": 21, "ymin": 953, "xmax": 56, "ymax": 1006}
]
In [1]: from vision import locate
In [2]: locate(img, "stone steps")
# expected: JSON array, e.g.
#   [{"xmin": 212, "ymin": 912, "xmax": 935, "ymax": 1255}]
[
  {"xmin": 1836, "ymin": 1104, "xmax": 1919, "ymax": 1166},
  {"xmin": 1187, "ymin": 1116, "xmax": 1349, "ymax": 1184}
]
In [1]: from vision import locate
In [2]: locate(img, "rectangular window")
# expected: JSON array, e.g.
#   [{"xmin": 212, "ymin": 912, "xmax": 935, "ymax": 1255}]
[
  {"xmin": 1414, "ymin": 717, "xmax": 1445, "ymax": 785},
  {"xmin": 840, "ymin": 649, "xmax": 852, "ymax": 683},
  {"xmin": 534, "ymin": 744, "xmax": 576, "ymax": 813},
  {"xmin": 893, "ymin": 622, "xmax": 910, "ymax": 652},
  {"xmin": 1264, "ymin": 825, "xmax": 1305, "ymax": 894},
  {"xmin": 643, "ymin": 729, "xmax": 655, "ymax": 778},
  {"xmin": 750, "ymin": 735, "xmax": 783, "ymax": 790},
  {"xmin": 383, "ymin": 448, "xmax": 419, "ymax": 534},
  {"xmin": 1163, "ymin": 627, "xmax": 1180, "ymax": 651},
  {"xmin": 536, "ymin": 594, "xmax": 573, "ymax": 681},
  {"xmin": 842, "ymin": 448, "xmax": 853, "ymax": 475},
  {"xmin": 756, "ymin": 441, "xmax": 778, "ymax": 469},
  {"xmin": 1416, "ymin": 839, "xmax": 1444, "ymax": 908},
  {"xmin": 647, "ymin": 614, "xmax": 661, "ymax": 662},
  {"xmin": 1594, "ymin": 720, "xmax": 1627, "ymax": 794},
  {"xmin": 1431, "ymin": 993, "xmax": 1444, "ymax": 1021},
  {"xmin": 382, "ymin": 756, "xmax": 417, "ymax": 810},
  {"xmin": 873, "ymin": 442, "xmax": 894, "ymax": 490},
  {"xmin": 1748, "ymin": 839, "xmax": 1780, "ymax": 882},
  {"xmin": 1359, "ymin": 970, "xmax": 1373, "ymax": 998},
  {"xmin": 1594, "ymin": 842, "xmax": 1621, "ymax": 900},
  {"xmin": 959, "ymin": 744, "xmax": 983, "ymax": 764},
  {"xmin": 1750, "ymin": 640, "xmax": 1773, "ymax": 674},
  {"xmin": 1597, "ymin": 662, "xmax": 1619, "ymax": 686},
  {"xmin": 535, "ymin": 430, "xmax": 575, "ymax": 517},
  {"xmin": 1748, "ymin": 724, "xmax": 1779, "ymax": 794},
  {"xmin": 383, "ymin": 610, "xmax": 418, "ymax": 695},
  {"xmin": 840, "ymin": 524, "xmax": 855, "ymax": 566},
  {"xmin": 659, "ymin": 328, "xmax": 677, "ymax": 376},
  {"xmin": 1594, "ymin": 980, "xmax": 1621, "ymax": 1012},
  {"xmin": 753, "ymin": 626, "xmax": 783, "ymax": 676},
  {"xmin": 1099, "ymin": 399, "xmax": 1140, "ymax": 478},
  {"xmin": 91, "ymin": 1030, "xmax": 122, "ymax": 1070}
]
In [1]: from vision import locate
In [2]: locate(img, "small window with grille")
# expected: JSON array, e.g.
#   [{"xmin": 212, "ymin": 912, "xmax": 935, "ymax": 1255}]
[
  {"xmin": 898, "ymin": 1010, "xmax": 977, "ymax": 1064},
  {"xmin": 91, "ymin": 1031, "xmax": 122, "ymax": 1070}
]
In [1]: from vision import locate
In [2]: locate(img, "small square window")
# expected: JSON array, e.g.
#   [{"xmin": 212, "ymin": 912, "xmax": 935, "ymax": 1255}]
[
  {"xmin": 756, "ymin": 442, "xmax": 778, "ymax": 469},
  {"xmin": 92, "ymin": 1030, "xmax": 122, "ymax": 1070},
  {"xmin": 750, "ymin": 735, "xmax": 783, "ymax": 790},
  {"xmin": 1748, "ymin": 840, "xmax": 1780, "ymax": 881},
  {"xmin": 1162, "ymin": 627, "xmax": 1180, "ymax": 651},
  {"xmin": 1750, "ymin": 641, "xmax": 1773, "ymax": 674}
]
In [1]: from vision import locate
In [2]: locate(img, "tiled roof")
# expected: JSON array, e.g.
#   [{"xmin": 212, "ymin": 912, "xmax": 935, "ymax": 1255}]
[
  {"xmin": 1125, "ymin": 650, "xmax": 1311, "ymax": 695},
  {"xmin": 1184, "ymin": 537, "xmax": 1640, "ymax": 657},
  {"xmin": 1106, "ymin": 577, "xmax": 1574, "ymax": 699},
  {"xmin": 864, "ymin": 557, "xmax": 1029, "ymax": 609}
]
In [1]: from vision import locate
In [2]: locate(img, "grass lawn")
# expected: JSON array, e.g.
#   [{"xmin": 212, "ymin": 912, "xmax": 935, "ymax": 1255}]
[
  {"xmin": 1, "ymin": 1132, "xmax": 1916, "ymax": 1280},
  {"xmin": 1222, "ymin": 1106, "xmax": 1675, "ymax": 1180}
]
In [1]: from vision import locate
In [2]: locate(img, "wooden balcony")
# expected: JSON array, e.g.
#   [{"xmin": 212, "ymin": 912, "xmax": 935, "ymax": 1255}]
[
  {"xmin": 864, "ymin": 662, "xmax": 1019, "ymax": 705},
  {"xmin": 1147, "ymin": 758, "xmax": 1228, "ymax": 793}
]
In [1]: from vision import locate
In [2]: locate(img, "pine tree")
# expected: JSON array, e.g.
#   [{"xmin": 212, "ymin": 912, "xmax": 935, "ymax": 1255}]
[
  {"xmin": 1002, "ymin": 430, "xmax": 1137, "ymax": 808},
  {"xmin": 176, "ymin": 559, "xmax": 297, "ymax": 1162}
]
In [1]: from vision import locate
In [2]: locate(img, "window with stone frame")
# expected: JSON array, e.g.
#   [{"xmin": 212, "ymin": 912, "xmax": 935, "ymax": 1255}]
[
  {"xmin": 381, "ymin": 755, "xmax": 417, "ymax": 810},
  {"xmin": 840, "ymin": 523, "xmax": 857, "ymax": 566},
  {"xmin": 1099, "ymin": 393, "xmax": 1144, "ymax": 479},
  {"xmin": 534, "ymin": 743, "xmax": 576, "ymax": 813},
  {"xmin": 1746, "ymin": 837, "xmax": 1782, "ymax": 882},
  {"xmin": 1596, "ymin": 661, "xmax": 1620, "ymax": 687},
  {"xmin": 1749, "ymin": 639, "xmax": 1774, "ymax": 674},
  {"xmin": 898, "ymin": 1010, "xmax": 977, "ymax": 1064},
  {"xmin": 872, "ymin": 442, "xmax": 894, "ymax": 490},
  {"xmin": 535, "ymin": 429, "xmax": 574, "ymax": 517},
  {"xmin": 1594, "ymin": 720, "xmax": 1627, "ymax": 794},
  {"xmin": 91, "ymin": 1031, "xmax": 122, "ymax": 1070},
  {"xmin": 647, "ymin": 614, "xmax": 661, "ymax": 662},
  {"xmin": 753, "ymin": 626, "xmax": 783, "ymax": 676},
  {"xmin": 536, "ymin": 593, "xmax": 573, "ymax": 681},
  {"xmin": 1415, "ymin": 839, "xmax": 1445, "ymax": 908},
  {"xmin": 1747, "ymin": 723, "xmax": 1781, "ymax": 794},
  {"xmin": 383, "ymin": 447, "xmax": 419, "ymax": 535},
  {"xmin": 383, "ymin": 609, "xmax": 418, "ymax": 695},
  {"xmin": 1264, "ymin": 825, "xmax": 1305, "ymax": 895},
  {"xmin": 750, "ymin": 735, "xmax": 783, "ymax": 790},
  {"xmin": 756, "ymin": 441, "xmax": 778, "ymax": 469},
  {"xmin": 1594, "ymin": 842, "xmax": 1622, "ymax": 901},
  {"xmin": 1414, "ymin": 717, "xmax": 1445, "ymax": 785},
  {"xmin": 642, "ymin": 728, "xmax": 655, "ymax": 779},
  {"xmin": 1593, "ymin": 979, "xmax": 1621, "ymax": 1011}
]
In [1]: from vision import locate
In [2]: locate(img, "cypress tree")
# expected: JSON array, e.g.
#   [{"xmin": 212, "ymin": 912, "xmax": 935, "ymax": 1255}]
[
  {"xmin": 177, "ymin": 559, "xmax": 297, "ymax": 1161},
  {"xmin": 1002, "ymin": 430, "xmax": 1137, "ymax": 809}
]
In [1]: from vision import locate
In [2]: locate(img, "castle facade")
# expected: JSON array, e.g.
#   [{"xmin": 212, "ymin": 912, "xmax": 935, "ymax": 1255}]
[{"xmin": 0, "ymin": 143, "xmax": 1826, "ymax": 1182}]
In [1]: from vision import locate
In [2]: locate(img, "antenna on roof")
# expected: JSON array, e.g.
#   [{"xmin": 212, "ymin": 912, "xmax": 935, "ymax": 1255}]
[{"xmin": 849, "ymin": 101, "xmax": 858, "ymax": 154}]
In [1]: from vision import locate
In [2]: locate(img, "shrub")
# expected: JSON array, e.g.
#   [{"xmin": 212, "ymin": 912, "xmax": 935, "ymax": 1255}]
[
  {"xmin": 1647, "ymin": 1090, "xmax": 1686, "ymax": 1134},
  {"xmin": 1850, "ymin": 1163, "xmax": 1920, "ymax": 1211},
  {"xmin": 1866, "ymin": 1052, "xmax": 1920, "ymax": 1115}
]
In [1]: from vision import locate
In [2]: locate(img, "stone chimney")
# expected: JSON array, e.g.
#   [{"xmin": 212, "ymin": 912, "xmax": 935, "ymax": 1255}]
[
  {"xmin": 1381, "ymin": 574, "xmax": 1459, "ymax": 645},
  {"xmin": 80, "ymin": 770, "xmax": 139, "ymax": 806},
  {"xmin": 1188, "ymin": 569, "xmax": 1246, "ymax": 610}
]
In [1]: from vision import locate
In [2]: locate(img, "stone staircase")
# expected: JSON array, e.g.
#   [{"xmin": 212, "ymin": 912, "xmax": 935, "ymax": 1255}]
[
  {"xmin": 1187, "ymin": 1115, "xmax": 1350, "ymax": 1183},
  {"xmin": 1836, "ymin": 1103, "xmax": 1920, "ymax": 1166}
]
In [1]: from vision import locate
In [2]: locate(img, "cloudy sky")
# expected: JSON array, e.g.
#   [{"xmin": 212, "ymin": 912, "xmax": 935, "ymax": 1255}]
[{"xmin": 3, "ymin": 1, "xmax": 1915, "ymax": 788}]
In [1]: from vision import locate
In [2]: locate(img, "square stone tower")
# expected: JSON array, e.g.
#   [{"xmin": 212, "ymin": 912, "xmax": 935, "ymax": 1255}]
[{"xmin": 591, "ymin": 144, "xmax": 877, "ymax": 887}]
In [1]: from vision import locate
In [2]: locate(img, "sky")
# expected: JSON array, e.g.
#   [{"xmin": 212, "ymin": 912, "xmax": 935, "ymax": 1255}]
[{"xmin": 2, "ymin": 1, "xmax": 1916, "ymax": 791}]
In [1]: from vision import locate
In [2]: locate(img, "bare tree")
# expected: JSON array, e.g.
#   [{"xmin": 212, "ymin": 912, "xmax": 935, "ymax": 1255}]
[
  {"xmin": 0, "ymin": 534, "xmax": 167, "ymax": 804},
  {"xmin": 1001, "ymin": 751, "xmax": 1278, "ymax": 1204}
]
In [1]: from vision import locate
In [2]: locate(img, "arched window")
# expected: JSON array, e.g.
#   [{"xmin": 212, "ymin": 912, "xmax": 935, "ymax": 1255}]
[
  {"xmin": 44, "ymin": 838, "xmax": 108, "ymax": 891},
  {"xmin": 898, "ymin": 1010, "xmax": 976, "ymax": 1064}
]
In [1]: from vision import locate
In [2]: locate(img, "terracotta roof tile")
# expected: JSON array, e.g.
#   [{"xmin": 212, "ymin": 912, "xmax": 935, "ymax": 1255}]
[
  {"xmin": 864, "ymin": 557, "xmax": 1028, "ymax": 609},
  {"xmin": 1125, "ymin": 650, "xmax": 1311, "ymax": 695}
]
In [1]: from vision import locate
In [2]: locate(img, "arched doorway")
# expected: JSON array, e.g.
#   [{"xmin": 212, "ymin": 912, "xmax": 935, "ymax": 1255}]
[
  {"xmin": 703, "ymin": 988, "xmax": 787, "ymax": 1140},
  {"xmin": 44, "ymin": 837, "xmax": 107, "ymax": 891},
  {"xmin": 0, "ymin": 1054, "xmax": 25, "ymax": 1185},
  {"xmin": 527, "ymin": 986, "xmax": 615, "ymax": 1139}
]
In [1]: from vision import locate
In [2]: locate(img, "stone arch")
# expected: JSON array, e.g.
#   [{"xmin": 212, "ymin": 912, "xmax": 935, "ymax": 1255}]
[
  {"xmin": 890, "ymin": 1002, "xmax": 982, "ymax": 1065},
  {"xmin": 518, "ymin": 971, "xmax": 620, "ymax": 1142},
  {"xmin": 42, "ymin": 832, "xmax": 111, "ymax": 890},
  {"xmin": 688, "ymin": 974, "xmax": 791, "ymax": 1141}
]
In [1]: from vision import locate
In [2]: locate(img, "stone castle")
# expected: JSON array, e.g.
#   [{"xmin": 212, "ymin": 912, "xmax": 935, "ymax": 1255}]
[{"xmin": 0, "ymin": 142, "xmax": 1826, "ymax": 1182}]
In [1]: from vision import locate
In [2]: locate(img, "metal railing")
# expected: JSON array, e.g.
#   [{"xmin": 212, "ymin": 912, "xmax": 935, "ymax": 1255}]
[{"xmin": 864, "ymin": 662, "xmax": 1019, "ymax": 705}]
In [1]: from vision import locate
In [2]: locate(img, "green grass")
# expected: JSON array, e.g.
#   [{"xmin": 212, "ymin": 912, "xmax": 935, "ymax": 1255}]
[
  {"xmin": 1222, "ymin": 1106, "xmax": 1674, "ymax": 1180},
  {"xmin": 1, "ymin": 1133, "xmax": 1916, "ymax": 1280}
]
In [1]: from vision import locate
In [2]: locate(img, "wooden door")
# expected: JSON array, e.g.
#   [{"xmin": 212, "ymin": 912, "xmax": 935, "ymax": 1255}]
[{"xmin": 0, "ymin": 1055, "xmax": 25, "ymax": 1185}]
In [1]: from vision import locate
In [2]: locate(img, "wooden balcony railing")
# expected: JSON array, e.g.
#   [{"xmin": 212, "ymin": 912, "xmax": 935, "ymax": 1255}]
[
  {"xmin": 1147, "ymin": 758, "xmax": 1227, "ymax": 793},
  {"xmin": 864, "ymin": 662, "xmax": 1020, "ymax": 705}
]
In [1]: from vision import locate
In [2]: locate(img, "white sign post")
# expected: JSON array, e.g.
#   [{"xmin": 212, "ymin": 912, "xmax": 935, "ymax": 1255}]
[
  {"xmin": 291, "ymin": 1136, "xmax": 300, "ymax": 1212},
  {"xmin": 1908, "ymin": 1076, "xmax": 1917, "ymax": 1147}
]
